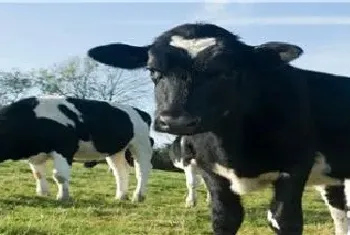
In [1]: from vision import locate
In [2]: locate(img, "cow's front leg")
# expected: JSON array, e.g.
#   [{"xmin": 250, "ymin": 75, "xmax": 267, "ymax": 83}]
[
  {"xmin": 201, "ymin": 170, "xmax": 244, "ymax": 235},
  {"xmin": 268, "ymin": 165, "xmax": 312, "ymax": 235},
  {"xmin": 184, "ymin": 163, "xmax": 198, "ymax": 207}
]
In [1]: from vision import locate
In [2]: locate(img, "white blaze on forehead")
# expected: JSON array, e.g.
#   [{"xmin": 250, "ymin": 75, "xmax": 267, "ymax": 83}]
[
  {"xmin": 34, "ymin": 98, "xmax": 83, "ymax": 127},
  {"xmin": 169, "ymin": 35, "xmax": 217, "ymax": 58}
]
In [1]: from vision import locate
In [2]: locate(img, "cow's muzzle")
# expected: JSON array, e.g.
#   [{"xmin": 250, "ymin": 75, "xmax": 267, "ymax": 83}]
[{"xmin": 154, "ymin": 113, "xmax": 201, "ymax": 135}]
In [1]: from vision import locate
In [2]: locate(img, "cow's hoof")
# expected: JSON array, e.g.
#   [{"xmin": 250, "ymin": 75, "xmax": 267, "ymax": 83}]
[
  {"xmin": 36, "ymin": 190, "xmax": 50, "ymax": 197},
  {"xmin": 132, "ymin": 193, "xmax": 145, "ymax": 202},
  {"xmin": 56, "ymin": 194, "xmax": 70, "ymax": 201},
  {"xmin": 185, "ymin": 197, "xmax": 196, "ymax": 208},
  {"xmin": 116, "ymin": 194, "xmax": 129, "ymax": 201}
]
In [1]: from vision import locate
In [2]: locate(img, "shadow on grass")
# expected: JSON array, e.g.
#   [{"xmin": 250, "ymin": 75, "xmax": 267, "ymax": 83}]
[{"xmin": 0, "ymin": 195, "xmax": 140, "ymax": 209}]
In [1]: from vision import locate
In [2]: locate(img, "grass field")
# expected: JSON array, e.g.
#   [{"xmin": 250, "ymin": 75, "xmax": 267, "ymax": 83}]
[{"xmin": 0, "ymin": 160, "xmax": 335, "ymax": 235}]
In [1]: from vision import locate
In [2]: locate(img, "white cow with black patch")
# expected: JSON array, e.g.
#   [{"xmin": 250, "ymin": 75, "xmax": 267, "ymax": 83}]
[
  {"xmin": 169, "ymin": 136, "xmax": 210, "ymax": 207},
  {"xmin": 0, "ymin": 97, "xmax": 153, "ymax": 202}
]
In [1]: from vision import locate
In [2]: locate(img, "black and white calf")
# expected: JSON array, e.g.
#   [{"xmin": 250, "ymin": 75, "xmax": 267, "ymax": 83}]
[
  {"xmin": 88, "ymin": 23, "xmax": 350, "ymax": 235},
  {"xmin": 169, "ymin": 136, "xmax": 210, "ymax": 207},
  {"xmin": 0, "ymin": 97, "xmax": 153, "ymax": 202}
]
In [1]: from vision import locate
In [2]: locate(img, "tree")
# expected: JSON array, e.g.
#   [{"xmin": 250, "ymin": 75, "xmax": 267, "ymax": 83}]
[
  {"xmin": 34, "ymin": 56, "xmax": 152, "ymax": 106},
  {"xmin": 93, "ymin": 66, "xmax": 152, "ymax": 106},
  {"xmin": 33, "ymin": 56, "xmax": 99, "ymax": 99},
  {"xmin": 0, "ymin": 69, "xmax": 34, "ymax": 104}
]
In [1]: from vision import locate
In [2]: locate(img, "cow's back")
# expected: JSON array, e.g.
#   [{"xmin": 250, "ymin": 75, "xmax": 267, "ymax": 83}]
[
  {"xmin": 0, "ymin": 97, "xmax": 140, "ymax": 161},
  {"xmin": 66, "ymin": 98, "xmax": 135, "ymax": 154}
]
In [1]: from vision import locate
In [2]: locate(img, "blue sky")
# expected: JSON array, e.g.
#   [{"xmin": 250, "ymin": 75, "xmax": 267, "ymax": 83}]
[{"xmin": 1, "ymin": 2, "xmax": 350, "ymax": 146}]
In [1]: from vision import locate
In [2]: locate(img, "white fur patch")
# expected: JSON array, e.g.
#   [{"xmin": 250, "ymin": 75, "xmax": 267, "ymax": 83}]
[
  {"xmin": 315, "ymin": 186, "xmax": 348, "ymax": 235},
  {"xmin": 169, "ymin": 35, "xmax": 217, "ymax": 58},
  {"xmin": 267, "ymin": 210, "xmax": 280, "ymax": 230},
  {"xmin": 344, "ymin": 180, "xmax": 350, "ymax": 235},
  {"xmin": 212, "ymin": 152, "xmax": 341, "ymax": 195},
  {"xmin": 29, "ymin": 161, "xmax": 49, "ymax": 196},
  {"xmin": 184, "ymin": 163, "xmax": 198, "ymax": 207},
  {"xmin": 111, "ymin": 103, "xmax": 150, "ymax": 144},
  {"xmin": 106, "ymin": 152, "xmax": 129, "ymax": 200},
  {"xmin": 212, "ymin": 163, "xmax": 280, "ymax": 195},
  {"xmin": 173, "ymin": 158, "xmax": 185, "ymax": 170},
  {"xmin": 51, "ymin": 151, "xmax": 71, "ymax": 200},
  {"xmin": 34, "ymin": 98, "xmax": 83, "ymax": 127}
]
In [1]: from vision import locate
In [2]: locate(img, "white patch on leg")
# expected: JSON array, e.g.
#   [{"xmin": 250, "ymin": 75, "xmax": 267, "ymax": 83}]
[
  {"xmin": 200, "ymin": 177, "xmax": 211, "ymax": 205},
  {"xmin": 106, "ymin": 151, "xmax": 129, "ymax": 200},
  {"xmin": 132, "ymin": 157, "xmax": 152, "ymax": 202},
  {"xmin": 28, "ymin": 161, "xmax": 49, "ymax": 196},
  {"xmin": 129, "ymin": 143, "xmax": 152, "ymax": 202},
  {"xmin": 267, "ymin": 210, "xmax": 280, "ymax": 230},
  {"xmin": 344, "ymin": 180, "xmax": 350, "ymax": 235},
  {"xmin": 51, "ymin": 151, "xmax": 71, "ymax": 200},
  {"xmin": 315, "ymin": 186, "xmax": 347, "ymax": 235},
  {"xmin": 184, "ymin": 164, "xmax": 198, "ymax": 208},
  {"xmin": 206, "ymin": 189, "xmax": 211, "ymax": 205},
  {"xmin": 33, "ymin": 98, "xmax": 83, "ymax": 127},
  {"xmin": 170, "ymin": 35, "xmax": 217, "ymax": 58}
]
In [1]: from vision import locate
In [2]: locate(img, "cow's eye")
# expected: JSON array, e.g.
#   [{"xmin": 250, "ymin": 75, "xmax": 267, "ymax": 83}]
[{"xmin": 148, "ymin": 68, "xmax": 163, "ymax": 83}]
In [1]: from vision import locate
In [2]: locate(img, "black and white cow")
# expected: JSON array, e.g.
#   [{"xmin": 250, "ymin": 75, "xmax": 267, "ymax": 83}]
[
  {"xmin": 88, "ymin": 23, "xmax": 350, "ymax": 235},
  {"xmin": 169, "ymin": 135, "xmax": 211, "ymax": 207},
  {"xmin": 0, "ymin": 97, "xmax": 153, "ymax": 202}
]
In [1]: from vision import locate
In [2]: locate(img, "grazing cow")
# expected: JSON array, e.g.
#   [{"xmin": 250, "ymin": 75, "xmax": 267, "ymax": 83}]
[
  {"xmin": 88, "ymin": 23, "xmax": 350, "ymax": 235},
  {"xmin": 0, "ymin": 97, "xmax": 153, "ymax": 202},
  {"xmin": 169, "ymin": 135, "xmax": 211, "ymax": 207}
]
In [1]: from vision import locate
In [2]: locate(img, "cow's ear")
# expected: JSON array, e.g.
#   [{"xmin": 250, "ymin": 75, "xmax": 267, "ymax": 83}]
[
  {"xmin": 255, "ymin": 41, "xmax": 303, "ymax": 63},
  {"xmin": 87, "ymin": 43, "xmax": 151, "ymax": 69}
]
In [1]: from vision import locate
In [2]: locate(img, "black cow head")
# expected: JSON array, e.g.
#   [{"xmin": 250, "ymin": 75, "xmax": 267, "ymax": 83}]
[{"xmin": 88, "ymin": 23, "xmax": 303, "ymax": 135}]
